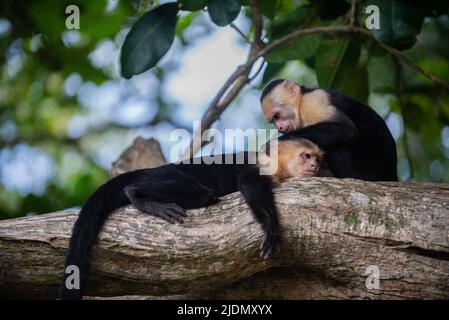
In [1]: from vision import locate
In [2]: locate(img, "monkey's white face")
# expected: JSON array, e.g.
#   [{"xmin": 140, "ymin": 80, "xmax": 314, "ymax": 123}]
[
  {"xmin": 266, "ymin": 104, "xmax": 297, "ymax": 134},
  {"xmin": 287, "ymin": 148, "xmax": 320, "ymax": 177},
  {"xmin": 261, "ymin": 81, "xmax": 302, "ymax": 134}
]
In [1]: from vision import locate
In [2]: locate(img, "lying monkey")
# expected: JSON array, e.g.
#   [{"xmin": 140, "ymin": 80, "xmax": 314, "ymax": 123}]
[{"xmin": 61, "ymin": 138, "xmax": 323, "ymax": 299}]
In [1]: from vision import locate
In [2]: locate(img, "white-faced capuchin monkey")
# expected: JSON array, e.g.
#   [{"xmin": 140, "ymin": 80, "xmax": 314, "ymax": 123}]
[
  {"xmin": 261, "ymin": 79, "xmax": 398, "ymax": 181},
  {"xmin": 60, "ymin": 138, "xmax": 324, "ymax": 300}
]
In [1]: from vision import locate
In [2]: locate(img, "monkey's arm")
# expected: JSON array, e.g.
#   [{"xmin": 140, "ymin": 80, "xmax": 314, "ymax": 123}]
[
  {"xmin": 238, "ymin": 169, "xmax": 280, "ymax": 259},
  {"xmin": 125, "ymin": 170, "xmax": 219, "ymax": 223},
  {"xmin": 282, "ymin": 121, "xmax": 358, "ymax": 148}
]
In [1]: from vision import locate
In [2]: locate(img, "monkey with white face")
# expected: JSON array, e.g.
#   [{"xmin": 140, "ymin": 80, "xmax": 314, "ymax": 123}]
[
  {"xmin": 260, "ymin": 139, "xmax": 327, "ymax": 183},
  {"xmin": 261, "ymin": 79, "xmax": 397, "ymax": 181}
]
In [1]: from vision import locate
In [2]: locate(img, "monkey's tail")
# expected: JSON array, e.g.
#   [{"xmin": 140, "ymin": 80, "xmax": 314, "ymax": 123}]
[{"xmin": 59, "ymin": 171, "xmax": 143, "ymax": 300}]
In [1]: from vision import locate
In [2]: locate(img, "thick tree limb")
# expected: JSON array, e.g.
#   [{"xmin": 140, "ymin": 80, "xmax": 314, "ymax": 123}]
[{"xmin": 1, "ymin": 179, "xmax": 448, "ymax": 299}]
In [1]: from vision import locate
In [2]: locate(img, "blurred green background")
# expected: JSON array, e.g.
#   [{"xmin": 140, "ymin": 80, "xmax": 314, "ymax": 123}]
[{"xmin": 0, "ymin": 0, "xmax": 449, "ymax": 219}]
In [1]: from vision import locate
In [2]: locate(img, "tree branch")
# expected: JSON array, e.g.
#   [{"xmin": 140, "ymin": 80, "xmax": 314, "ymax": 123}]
[
  {"xmin": 350, "ymin": 0, "xmax": 359, "ymax": 26},
  {"xmin": 258, "ymin": 26, "xmax": 449, "ymax": 91},
  {"xmin": 1, "ymin": 179, "xmax": 449, "ymax": 299},
  {"xmin": 249, "ymin": 0, "xmax": 263, "ymax": 46},
  {"xmin": 394, "ymin": 57, "xmax": 414, "ymax": 181},
  {"xmin": 181, "ymin": 23, "xmax": 449, "ymax": 159},
  {"xmin": 249, "ymin": 59, "xmax": 266, "ymax": 82},
  {"xmin": 230, "ymin": 23, "xmax": 250, "ymax": 44}
]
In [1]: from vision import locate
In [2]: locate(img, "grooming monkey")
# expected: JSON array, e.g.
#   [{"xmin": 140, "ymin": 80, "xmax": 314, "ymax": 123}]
[
  {"xmin": 261, "ymin": 79, "xmax": 397, "ymax": 181},
  {"xmin": 61, "ymin": 138, "xmax": 324, "ymax": 299}
]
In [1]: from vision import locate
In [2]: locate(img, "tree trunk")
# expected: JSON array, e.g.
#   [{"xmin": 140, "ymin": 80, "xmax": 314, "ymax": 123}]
[{"xmin": 1, "ymin": 178, "xmax": 448, "ymax": 299}]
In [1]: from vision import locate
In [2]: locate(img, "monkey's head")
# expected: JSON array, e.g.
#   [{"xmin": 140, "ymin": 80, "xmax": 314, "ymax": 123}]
[
  {"xmin": 261, "ymin": 79, "xmax": 335, "ymax": 134},
  {"xmin": 261, "ymin": 79, "xmax": 303, "ymax": 133},
  {"xmin": 261, "ymin": 139, "xmax": 324, "ymax": 182}
]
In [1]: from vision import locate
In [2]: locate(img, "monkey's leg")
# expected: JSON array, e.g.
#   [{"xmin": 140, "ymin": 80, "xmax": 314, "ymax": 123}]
[
  {"xmin": 124, "ymin": 173, "xmax": 218, "ymax": 224},
  {"xmin": 238, "ymin": 172, "xmax": 281, "ymax": 260},
  {"xmin": 124, "ymin": 185, "xmax": 187, "ymax": 224}
]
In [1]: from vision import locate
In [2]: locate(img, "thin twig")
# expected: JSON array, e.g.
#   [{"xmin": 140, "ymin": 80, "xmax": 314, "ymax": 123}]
[
  {"xmin": 230, "ymin": 23, "xmax": 250, "ymax": 43},
  {"xmin": 249, "ymin": 0, "xmax": 263, "ymax": 46},
  {"xmin": 248, "ymin": 59, "xmax": 266, "ymax": 82},
  {"xmin": 374, "ymin": 39, "xmax": 449, "ymax": 91},
  {"xmin": 181, "ymin": 0, "xmax": 265, "ymax": 158},
  {"xmin": 181, "ymin": 64, "xmax": 252, "ymax": 159},
  {"xmin": 181, "ymin": 23, "xmax": 449, "ymax": 159},
  {"xmin": 257, "ymin": 26, "xmax": 449, "ymax": 91},
  {"xmin": 394, "ymin": 57, "xmax": 414, "ymax": 180},
  {"xmin": 350, "ymin": 0, "xmax": 359, "ymax": 26}
]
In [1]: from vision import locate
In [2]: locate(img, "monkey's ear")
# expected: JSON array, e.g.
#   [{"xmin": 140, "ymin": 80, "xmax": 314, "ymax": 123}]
[{"xmin": 282, "ymin": 80, "xmax": 301, "ymax": 97}]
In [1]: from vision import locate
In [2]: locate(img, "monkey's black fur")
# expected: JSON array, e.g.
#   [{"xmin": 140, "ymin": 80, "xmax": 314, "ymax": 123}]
[
  {"xmin": 264, "ymin": 81, "xmax": 397, "ymax": 181},
  {"xmin": 60, "ymin": 153, "xmax": 279, "ymax": 300}
]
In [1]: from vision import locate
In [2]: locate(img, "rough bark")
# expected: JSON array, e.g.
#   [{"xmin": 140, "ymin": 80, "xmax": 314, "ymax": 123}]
[{"xmin": 0, "ymin": 178, "xmax": 448, "ymax": 299}]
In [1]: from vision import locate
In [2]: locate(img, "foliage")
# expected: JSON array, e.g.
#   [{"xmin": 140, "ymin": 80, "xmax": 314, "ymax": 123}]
[
  {"xmin": 121, "ymin": 3, "xmax": 178, "ymax": 78},
  {"xmin": 0, "ymin": 0, "xmax": 449, "ymax": 219}
]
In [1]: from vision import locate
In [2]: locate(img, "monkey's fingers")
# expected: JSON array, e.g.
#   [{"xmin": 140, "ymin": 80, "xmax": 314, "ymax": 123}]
[
  {"xmin": 165, "ymin": 203, "xmax": 187, "ymax": 217},
  {"xmin": 141, "ymin": 202, "xmax": 187, "ymax": 224},
  {"xmin": 151, "ymin": 211, "xmax": 178, "ymax": 224},
  {"xmin": 165, "ymin": 207, "xmax": 187, "ymax": 223}
]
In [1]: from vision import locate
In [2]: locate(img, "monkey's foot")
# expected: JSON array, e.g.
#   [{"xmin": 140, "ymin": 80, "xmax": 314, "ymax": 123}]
[
  {"xmin": 141, "ymin": 202, "xmax": 187, "ymax": 224},
  {"xmin": 260, "ymin": 230, "xmax": 281, "ymax": 260}
]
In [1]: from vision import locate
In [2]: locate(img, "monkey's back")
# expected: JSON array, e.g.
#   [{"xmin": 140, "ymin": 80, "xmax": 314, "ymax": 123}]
[
  {"xmin": 173, "ymin": 152, "xmax": 257, "ymax": 196},
  {"xmin": 327, "ymin": 89, "xmax": 398, "ymax": 181}
]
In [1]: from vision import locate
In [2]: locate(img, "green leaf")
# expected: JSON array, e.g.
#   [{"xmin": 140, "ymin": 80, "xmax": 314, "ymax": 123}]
[
  {"xmin": 367, "ymin": 54, "xmax": 395, "ymax": 91},
  {"xmin": 179, "ymin": 0, "xmax": 209, "ymax": 11},
  {"xmin": 260, "ymin": 0, "xmax": 278, "ymax": 19},
  {"xmin": 340, "ymin": 65, "xmax": 369, "ymax": 103},
  {"xmin": 176, "ymin": 11, "xmax": 200, "ymax": 41},
  {"xmin": 262, "ymin": 62, "xmax": 285, "ymax": 84},
  {"xmin": 265, "ymin": 34, "xmax": 322, "ymax": 63},
  {"xmin": 315, "ymin": 35, "xmax": 361, "ymax": 89},
  {"xmin": 310, "ymin": 0, "xmax": 350, "ymax": 20},
  {"xmin": 270, "ymin": 5, "xmax": 316, "ymax": 38},
  {"xmin": 265, "ymin": 5, "xmax": 320, "ymax": 63},
  {"xmin": 120, "ymin": 3, "xmax": 179, "ymax": 79},
  {"xmin": 208, "ymin": 0, "xmax": 241, "ymax": 26},
  {"xmin": 367, "ymin": 0, "xmax": 425, "ymax": 50},
  {"xmin": 424, "ymin": 0, "xmax": 449, "ymax": 17}
]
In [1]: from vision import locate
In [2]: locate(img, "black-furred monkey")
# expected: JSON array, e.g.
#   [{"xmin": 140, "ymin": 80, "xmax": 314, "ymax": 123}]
[
  {"xmin": 61, "ymin": 138, "xmax": 324, "ymax": 299},
  {"xmin": 261, "ymin": 79, "xmax": 397, "ymax": 181}
]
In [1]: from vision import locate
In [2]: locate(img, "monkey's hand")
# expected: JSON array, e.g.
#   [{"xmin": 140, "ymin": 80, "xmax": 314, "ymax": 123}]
[
  {"xmin": 260, "ymin": 230, "xmax": 281, "ymax": 260},
  {"xmin": 140, "ymin": 201, "xmax": 187, "ymax": 224}
]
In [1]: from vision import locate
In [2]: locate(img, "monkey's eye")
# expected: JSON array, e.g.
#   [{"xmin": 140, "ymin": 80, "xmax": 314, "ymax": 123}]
[
  {"xmin": 304, "ymin": 153, "xmax": 311, "ymax": 159},
  {"xmin": 272, "ymin": 113, "xmax": 280, "ymax": 121}
]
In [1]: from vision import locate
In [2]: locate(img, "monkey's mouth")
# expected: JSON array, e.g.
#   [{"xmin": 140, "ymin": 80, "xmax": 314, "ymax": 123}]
[
  {"xmin": 300, "ymin": 170, "xmax": 317, "ymax": 177},
  {"xmin": 279, "ymin": 124, "xmax": 291, "ymax": 134}
]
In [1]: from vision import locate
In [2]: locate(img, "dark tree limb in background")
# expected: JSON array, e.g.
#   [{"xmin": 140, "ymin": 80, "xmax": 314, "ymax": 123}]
[
  {"xmin": 111, "ymin": 137, "xmax": 167, "ymax": 176},
  {"xmin": 0, "ymin": 178, "xmax": 448, "ymax": 299}
]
